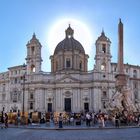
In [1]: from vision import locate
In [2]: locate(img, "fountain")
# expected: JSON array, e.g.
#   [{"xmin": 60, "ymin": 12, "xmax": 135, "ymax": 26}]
[{"xmin": 107, "ymin": 19, "xmax": 138, "ymax": 117}]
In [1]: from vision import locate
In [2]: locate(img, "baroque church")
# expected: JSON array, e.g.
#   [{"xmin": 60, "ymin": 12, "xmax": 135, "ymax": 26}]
[{"xmin": 0, "ymin": 21, "xmax": 140, "ymax": 113}]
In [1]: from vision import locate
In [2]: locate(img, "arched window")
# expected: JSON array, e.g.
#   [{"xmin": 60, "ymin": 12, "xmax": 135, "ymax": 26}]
[
  {"xmin": 31, "ymin": 46, "xmax": 35, "ymax": 55},
  {"xmin": 102, "ymin": 44, "xmax": 106, "ymax": 53},
  {"xmin": 31, "ymin": 65, "xmax": 35, "ymax": 72}
]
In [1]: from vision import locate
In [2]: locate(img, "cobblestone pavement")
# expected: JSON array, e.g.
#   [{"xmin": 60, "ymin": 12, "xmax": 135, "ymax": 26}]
[{"xmin": 0, "ymin": 127, "xmax": 140, "ymax": 140}]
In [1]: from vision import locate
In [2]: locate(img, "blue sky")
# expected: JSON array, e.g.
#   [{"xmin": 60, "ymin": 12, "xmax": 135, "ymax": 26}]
[{"xmin": 0, "ymin": 0, "xmax": 140, "ymax": 72}]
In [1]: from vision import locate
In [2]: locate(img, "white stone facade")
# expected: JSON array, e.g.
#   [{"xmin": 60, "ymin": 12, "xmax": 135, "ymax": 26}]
[{"xmin": 0, "ymin": 26, "xmax": 140, "ymax": 113}]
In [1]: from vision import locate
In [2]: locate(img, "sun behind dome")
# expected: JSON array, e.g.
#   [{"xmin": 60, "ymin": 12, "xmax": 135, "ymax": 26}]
[
  {"xmin": 54, "ymin": 24, "xmax": 85, "ymax": 55},
  {"xmin": 50, "ymin": 25, "xmax": 88, "ymax": 72}
]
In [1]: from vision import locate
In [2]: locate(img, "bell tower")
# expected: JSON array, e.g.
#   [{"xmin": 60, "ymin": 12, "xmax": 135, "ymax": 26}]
[
  {"xmin": 94, "ymin": 30, "xmax": 112, "ymax": 73},
  {"xmin": 26, "ymin": 33, "xmax": 42, "ymax": 74}
]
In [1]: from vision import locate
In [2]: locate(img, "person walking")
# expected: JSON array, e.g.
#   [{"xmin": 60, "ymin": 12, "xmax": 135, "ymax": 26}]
[
  {"xmin": 4, "ymin": 113, "xmax": 8, "ymax": 128},
  {"xmin": 101, "ymin": 115, "xmax": 105, "ymax": 128},
  {"xmin": 137, "ymin": 114, "xmax": 140, "ymax": 126},
  {"xmin": 91, "ymin": 112, "xmax": 95, "ymax": 126},
  {"xmin": 59, "ymin": 113, "xmax": 63, "ymax": 128},
  {"xmin": 115, "ymin": 113, "xmax": 120, "ymax": 128},
  {"xmin": 1, "ymin": 111, "xmax": 4, "ymax": 129},
  {"xmin": 86, "ymin": 113, "xmax": 91, "ymax": 127}
]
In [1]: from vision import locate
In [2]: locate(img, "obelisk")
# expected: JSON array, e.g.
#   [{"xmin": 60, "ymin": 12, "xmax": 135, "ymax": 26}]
[
  {"xmin": 118, "ymin": 19, "xmax": 124, "ymax": 74},
  {"xmin": 116, "ymin": 19, "xmax": 127, "ymax": 90}
]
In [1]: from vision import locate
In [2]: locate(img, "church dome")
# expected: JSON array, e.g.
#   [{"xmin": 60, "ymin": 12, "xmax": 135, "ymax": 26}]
[{"xmin": 54, "ymin": 25, "xmax": 85, "ymax": 55}]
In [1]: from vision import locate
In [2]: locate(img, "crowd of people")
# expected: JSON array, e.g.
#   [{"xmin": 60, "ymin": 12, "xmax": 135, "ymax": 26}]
[
  {"xmin": 1, "ymin": 110, "xmax": 140, "ymax": 129},
  {"xmin": 57, "ymin": 110, "xmax": 140, "ymax": 128}
]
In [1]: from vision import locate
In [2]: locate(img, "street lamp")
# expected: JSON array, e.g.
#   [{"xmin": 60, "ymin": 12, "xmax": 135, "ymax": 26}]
[{"xmin": 21, "ymin": 63, "xmax": 26, "ymax": 125}]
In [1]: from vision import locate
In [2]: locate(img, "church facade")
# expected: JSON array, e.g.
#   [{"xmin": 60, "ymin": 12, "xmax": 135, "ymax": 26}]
[{"xmin": 0, "ymin": 23, "xmax": 140, "ymax": 113}]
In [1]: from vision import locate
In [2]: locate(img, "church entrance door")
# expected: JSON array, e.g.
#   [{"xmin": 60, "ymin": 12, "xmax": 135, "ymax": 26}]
[
  {"xmin": 65, "ymin": 98, "xmax": 71, "ymax": 112},
  {"xmin": 84, "ymin": 103, "xmax": 89, "ymax": 112},
  {"xmin": 48, "ymin": 103, "xmax": 52, "ymax": 112}
]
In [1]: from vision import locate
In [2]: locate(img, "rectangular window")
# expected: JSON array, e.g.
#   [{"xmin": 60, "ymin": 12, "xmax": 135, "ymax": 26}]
[
  {"xmin": 13, "ymin": 98, "xmax": 17, "ymax": 102},
  {"xmin": 79, "ymin": 61, "xmax": 82, "ymax": 70},
  {"xmin": 30, "ymin": 93, "xmax": 34, "ymax": 99},
  {"xmin": 133, "ymin": 70, "xmax": 137, "ymax": 78},
  {"xmin": 84, "ymin": 103, "xmax": 89, "ymax": 112},
  {"xmin": 66, "ymin": 58, "xmax": 71, "ymax": 68},
  {"xmin": 134, "ymin": 92, "xmax": 138, "ymax": 99},
  {"xmin": 18, "ymin": 92, "xmax": 21, "ymax": 101},
  {"xmin": 102, "ymin": 91, "xmax": 107, "ymax": 98},
  {"xmin": 56, "ymin": 61, "xmax": 58, "ymax": 70},
  {"xmin": 2, "ymin": 84, "xmax": 5, "ymax": 92},
  {"xmin": 30, "ymin": 102, "xmax": 33, "ymax": 110},
  {"xmin": 102, "ymin": 102, "xmax": 106, "ymax": 109},
  {"xmin": 14, "ymin": 78, "xmax": 17, "ymax": 84},
  {"xmin": 15, "ymin": 70, "xmax": 17, "ymax": 75},
  {"xmin": 2, "ymin": 94, "xmax": 5, "ymax": 101},
  {"xmin": 114, "ymin": 67, "xmax": 116, "ymax": 72},
  {"xmin": 134, "ymin": 83, "xmax": 137, "ymax": 89},
  {"xmin": 31, "ymin": 46, "xmax": 35, "ymax": 55},
  {"xmin": 13, "ymin": 92, "xmax": 18, "ymax": 102},
  {"xmin": 2, "ymin": 74, "xmax": 4, "ymax": 79}
]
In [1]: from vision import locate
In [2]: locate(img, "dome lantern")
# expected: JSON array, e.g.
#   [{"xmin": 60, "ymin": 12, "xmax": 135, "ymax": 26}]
[{"xmin": 65, "ymin": 24, "xmax": 74, "ymax": 38}]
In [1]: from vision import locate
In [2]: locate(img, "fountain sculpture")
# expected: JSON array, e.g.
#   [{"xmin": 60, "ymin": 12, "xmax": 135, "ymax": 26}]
[{"xmin": 107, "ymin": 19, "xmax": 138, "ymax": 115}]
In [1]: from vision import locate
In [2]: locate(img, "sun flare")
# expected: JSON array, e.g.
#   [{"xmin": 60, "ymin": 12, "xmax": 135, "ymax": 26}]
[{"xmin": 47, "ymin": 18, "xmax": 94, "ymax": 55}]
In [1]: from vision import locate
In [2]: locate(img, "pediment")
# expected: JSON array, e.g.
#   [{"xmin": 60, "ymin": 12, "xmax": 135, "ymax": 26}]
[{"xmin": 56, "ymin": 74, "xmax": 80, "ymax": 83}]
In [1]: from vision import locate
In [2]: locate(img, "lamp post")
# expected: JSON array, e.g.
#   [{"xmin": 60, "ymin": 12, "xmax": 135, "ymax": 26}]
[{"xmin": 21, "ymin": 63, "xmax": 26, "ymax": 125}]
